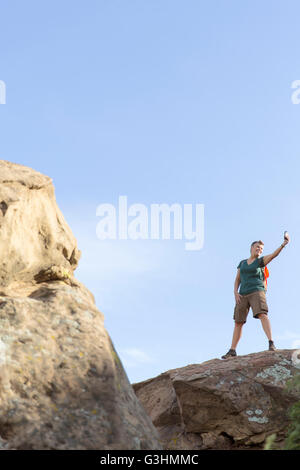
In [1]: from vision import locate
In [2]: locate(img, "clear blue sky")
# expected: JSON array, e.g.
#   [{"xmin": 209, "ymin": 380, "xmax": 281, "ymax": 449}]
[{"xmin": 1, "ymin": 1, "xmax": 299, "ymax": 384}]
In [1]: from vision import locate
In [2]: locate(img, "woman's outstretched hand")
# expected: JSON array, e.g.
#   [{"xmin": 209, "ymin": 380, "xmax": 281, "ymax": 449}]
[{"xmin": 283, "ymin": 231, "xmax": 290, "ymax": 246}]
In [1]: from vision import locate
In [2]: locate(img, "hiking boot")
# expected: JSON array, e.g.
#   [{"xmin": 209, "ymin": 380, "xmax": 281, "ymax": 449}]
[
  {"xmin": 221, "ymin": 349, "xmax": 237, "ymax": 359},
  {"xmin": 269, "ymin": 340, "xmax": 276, "ymax": 351}
]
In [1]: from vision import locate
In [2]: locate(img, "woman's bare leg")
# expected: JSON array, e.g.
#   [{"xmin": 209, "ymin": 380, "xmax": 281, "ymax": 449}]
[
  {"xmin": 257, "ymin": 313, "xmax": 272, "ymax": 341},
  {"xmin": 231, "ymin": 321, "xmax": 244, "ymax": 349}
]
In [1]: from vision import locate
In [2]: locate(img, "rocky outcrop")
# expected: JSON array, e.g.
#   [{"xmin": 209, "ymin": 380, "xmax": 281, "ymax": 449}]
[
  {"xmin": 133, "ymin": 349, "xmax": 300, "ymax": 450},
  {"xmin": 0, "ymin": 160, "xmax": 162, "ymax": 450},
  {"xmin": 0, "ymin": 160, "xmax": 81, "ymax": 288}
]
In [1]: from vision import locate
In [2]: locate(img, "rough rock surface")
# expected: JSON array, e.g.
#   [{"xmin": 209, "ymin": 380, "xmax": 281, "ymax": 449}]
[
  {"xmin": 133, "ymin": 349, "xmax": 300, "ymax": 450},
  {"xmin": 0, "ymin": 160, "xmax": 81, "ymax": 288},
  {"xmin": 0, "ymin": 160, "xmax": 162, "ymax": 450}
]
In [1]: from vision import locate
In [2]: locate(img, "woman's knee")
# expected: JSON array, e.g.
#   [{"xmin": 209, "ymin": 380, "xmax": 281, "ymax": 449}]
[{"xmin": 257, "ymin": 313, "xmax": 268, "ymax": 320}]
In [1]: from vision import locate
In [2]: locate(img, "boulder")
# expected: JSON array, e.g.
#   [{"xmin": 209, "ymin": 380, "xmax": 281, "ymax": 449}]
[
  {"xmin": 0, "ymin": 160, "xmax": 162, "ymax": 450},
  {"xmin": 0, "ymin": 160, "xmax": 81, "ymax": 288},
  {"xmin": 133, "ymin": 349, "xmax": 300, "ymax": 450}
]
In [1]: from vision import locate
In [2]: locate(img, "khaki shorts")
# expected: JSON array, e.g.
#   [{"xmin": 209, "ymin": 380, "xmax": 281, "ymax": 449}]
[{"xmin": 233, "ymin": 290, "xmax": 268, "ymax": 324}]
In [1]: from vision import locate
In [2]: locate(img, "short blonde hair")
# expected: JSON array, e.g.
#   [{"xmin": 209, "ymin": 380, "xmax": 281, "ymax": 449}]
[{"xmin": 250, "ymin": 240, "xmax": 264, "ymax": 252}]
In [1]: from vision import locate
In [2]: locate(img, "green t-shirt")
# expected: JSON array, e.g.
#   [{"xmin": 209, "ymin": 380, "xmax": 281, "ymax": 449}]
[{"xmin": 237, "ymin": 257, "xmax": 266, "ymax": 295}]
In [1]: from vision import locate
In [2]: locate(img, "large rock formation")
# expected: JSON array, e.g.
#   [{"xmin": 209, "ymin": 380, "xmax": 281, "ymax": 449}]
[
  {"xmin": 0, "ymin": 161, "xmax": 81, "ymax": 288},
  {"xmin": 133, "ymin": 349, "xmax": 300, "ymax": 450},
  {"xmin": 0, "ymin": 160, "xmax": 162, "ymax": 450}
]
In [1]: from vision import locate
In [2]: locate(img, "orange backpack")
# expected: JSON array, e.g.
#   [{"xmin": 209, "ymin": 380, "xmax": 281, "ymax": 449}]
[{"xmin": 263, "ymin": 266, "xmax": 269, "ymax": 286}]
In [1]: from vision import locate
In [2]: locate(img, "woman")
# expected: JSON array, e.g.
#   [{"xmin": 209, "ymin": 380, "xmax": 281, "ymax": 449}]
[{"xmin": 221, "ymin": 233, "xmax": 290, "ymax": 359}]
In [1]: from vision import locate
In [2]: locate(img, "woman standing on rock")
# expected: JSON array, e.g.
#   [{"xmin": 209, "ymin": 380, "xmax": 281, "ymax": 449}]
[{"xmin": 221, "ymin": 233, "xmax": 290, "ymax": 359}]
